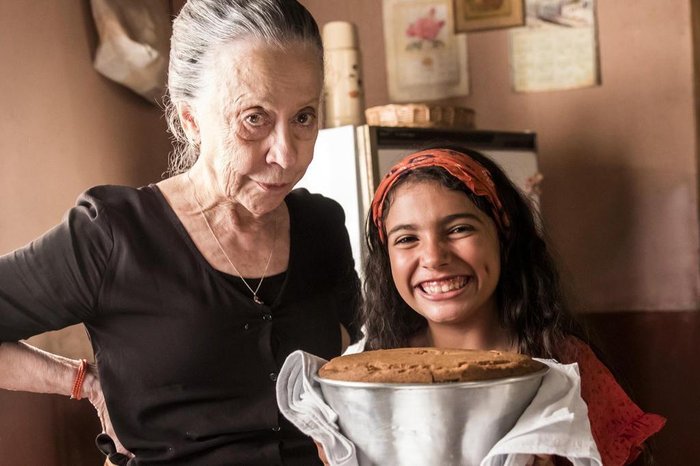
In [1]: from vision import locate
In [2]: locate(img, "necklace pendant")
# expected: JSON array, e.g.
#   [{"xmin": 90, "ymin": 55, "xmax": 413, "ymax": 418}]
[{"xmin": 253, "ymin": 295, "xmax": 264, "ymax": 305}]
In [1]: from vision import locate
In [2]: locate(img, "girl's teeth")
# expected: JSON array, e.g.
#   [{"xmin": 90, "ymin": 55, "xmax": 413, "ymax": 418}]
[{"xmin": 422, "ymin": 277, "xmax": 467, "ymax": 294}]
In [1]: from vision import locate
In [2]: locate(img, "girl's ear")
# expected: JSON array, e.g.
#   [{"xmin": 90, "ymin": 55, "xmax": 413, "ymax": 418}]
[{"xmin": 177, "ymin": 102, "xmax": 200, "ymax": 145}]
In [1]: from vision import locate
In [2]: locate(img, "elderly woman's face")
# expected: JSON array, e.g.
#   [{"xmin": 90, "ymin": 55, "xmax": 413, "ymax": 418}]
[{"xmin": 194, "ymin": 40, "xmax": 322, "ymax": 215}]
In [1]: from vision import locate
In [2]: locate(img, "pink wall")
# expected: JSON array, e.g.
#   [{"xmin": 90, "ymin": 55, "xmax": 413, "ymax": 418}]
[
  {"xmin": 0, "ymin": 0, "xmax": 171, "ymax": 254},
  {"xmin": 0, "ymin": 0, "xmax": 172, "ymax": 356},
  {"xmin": 300, "ymin": 0, "xmax": 700, "ymax": 313},
  {"xmin": 0, "ymin": 1, "xmax": 171, "ymax": 464}
]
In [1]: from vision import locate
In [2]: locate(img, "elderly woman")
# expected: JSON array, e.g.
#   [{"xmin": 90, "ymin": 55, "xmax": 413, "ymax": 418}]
[{"xmin": 0, "ymin": 1, "xmax": 359, "ymax": 464}]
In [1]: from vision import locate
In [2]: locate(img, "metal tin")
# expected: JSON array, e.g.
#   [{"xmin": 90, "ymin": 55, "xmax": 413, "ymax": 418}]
[{"xmin": 316, "ymin": 367, "xmax": 548, "ymax": 466}]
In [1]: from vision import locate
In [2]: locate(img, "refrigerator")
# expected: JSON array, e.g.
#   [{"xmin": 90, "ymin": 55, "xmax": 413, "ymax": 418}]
[{"xmin": 296, "ymin": 125, "xmax": 539, "ymax": 276}]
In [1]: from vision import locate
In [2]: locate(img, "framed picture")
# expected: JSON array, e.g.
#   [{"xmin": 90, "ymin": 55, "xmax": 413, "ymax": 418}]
[
  {"xmin": 453, "ymin": 0, "xmax": 525, "ymax": 32},
  {"xmin": 383, "ymin": 0, "xmax": 469, "ymax": 102},
  {"xmin": 509, "ymin": 0, "xmax": 600, "ymax": 93}
]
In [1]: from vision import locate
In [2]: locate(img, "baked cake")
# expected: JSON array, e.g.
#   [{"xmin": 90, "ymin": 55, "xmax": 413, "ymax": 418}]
[{"xmin": 318, "ymin": 347, "xmax": 546, "ymax": 384}]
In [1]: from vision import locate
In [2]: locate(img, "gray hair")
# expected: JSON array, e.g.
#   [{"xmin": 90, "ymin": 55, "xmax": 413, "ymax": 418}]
[{"xmin": 164, "ymin": 0, "xmax": 323, "ymax": 176}]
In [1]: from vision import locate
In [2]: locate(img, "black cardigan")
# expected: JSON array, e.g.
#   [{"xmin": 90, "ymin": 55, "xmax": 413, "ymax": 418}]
[{"xmin": 0, "ymin": 185, "xmax": 360, "ymax": 465}]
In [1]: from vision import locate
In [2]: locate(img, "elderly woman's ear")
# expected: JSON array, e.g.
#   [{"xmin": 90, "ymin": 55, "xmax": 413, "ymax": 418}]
[{"xmin": 177, "ymin": 102, "xmax": 201, "ymax": 145}]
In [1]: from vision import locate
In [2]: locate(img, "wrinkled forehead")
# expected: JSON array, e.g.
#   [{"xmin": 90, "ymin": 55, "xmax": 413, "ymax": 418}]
[
  {"xmin": 198, "ymin": 39, "xmax": 323, "ymax": 104},
  {"xmin": 208, "ymin": 39, "xmax": 321, "ymax": 82}
]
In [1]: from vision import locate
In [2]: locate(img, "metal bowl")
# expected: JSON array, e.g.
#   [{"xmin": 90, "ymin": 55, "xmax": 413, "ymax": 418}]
[{"xmin": 315, "ymin": 367, "xmax": 548, "ymax": 466}]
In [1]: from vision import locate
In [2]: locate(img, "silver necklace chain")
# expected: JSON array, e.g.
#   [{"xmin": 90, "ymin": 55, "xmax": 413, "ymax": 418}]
[{"xmin": 187, "ymin": 173, "xmax": 277, "ymax": 305}]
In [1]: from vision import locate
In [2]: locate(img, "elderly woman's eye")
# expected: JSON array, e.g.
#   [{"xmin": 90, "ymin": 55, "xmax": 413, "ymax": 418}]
[
  {"xmin": 244, "ymin": 113, "xmax": 266, "ymax": 126},
  {"xmin": 295, "ymin": 111, "xmax": 316, "ymax": 126}
]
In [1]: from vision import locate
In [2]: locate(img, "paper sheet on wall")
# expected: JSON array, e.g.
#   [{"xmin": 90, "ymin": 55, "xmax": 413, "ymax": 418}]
[
  {"xmin": 509, "ymin": 0, "xmax": 599, "ymax": 93},
  {"xmin": 383, "ymin": 0, "xmax": 469, "ymax": 102},
  {"xmin": 91, "ymin": 0, "xmax": 171, "ymax": 103}
]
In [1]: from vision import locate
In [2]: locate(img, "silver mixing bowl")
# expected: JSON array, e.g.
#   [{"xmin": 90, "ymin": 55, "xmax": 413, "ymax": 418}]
[{"xmin": 316, "ymin": 367, "xmax": 548, "ymax": 466}]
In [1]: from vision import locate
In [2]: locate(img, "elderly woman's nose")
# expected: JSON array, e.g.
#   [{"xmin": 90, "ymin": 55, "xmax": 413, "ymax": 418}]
[
  {"xmin": 267, "ymin": 125, "xmax": 298, "ymax": 168},
  {"xmin": 420, "ymin": 237, "xmax": 449, "ymax": 268}
]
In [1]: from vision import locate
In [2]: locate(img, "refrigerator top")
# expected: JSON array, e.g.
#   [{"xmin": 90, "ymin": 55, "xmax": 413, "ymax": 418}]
[{"xmin": 368, "ymin": 126, "xmax": 537, "ymax": 151}]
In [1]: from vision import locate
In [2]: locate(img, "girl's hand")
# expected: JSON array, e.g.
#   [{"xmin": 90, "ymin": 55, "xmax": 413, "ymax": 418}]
[{"xmin": 84, "ymin": 365, "xmax": 133, "ymax": 459}]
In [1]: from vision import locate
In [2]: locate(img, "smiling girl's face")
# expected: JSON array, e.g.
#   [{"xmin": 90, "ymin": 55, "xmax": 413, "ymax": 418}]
[{"xmin": 384, "ymin": 179, "xmax": 502, "ymax": 342}]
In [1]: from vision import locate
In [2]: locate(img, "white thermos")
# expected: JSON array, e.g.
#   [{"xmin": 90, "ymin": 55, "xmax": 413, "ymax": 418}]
[{"xmin": 322, "ymin": 21, "xmax": 365, "ymax": 128}]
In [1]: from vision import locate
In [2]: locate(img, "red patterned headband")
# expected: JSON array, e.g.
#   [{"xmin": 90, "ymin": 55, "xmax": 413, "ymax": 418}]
[{"xmin": 371, "ymin": 148, "xmax": 510, "ymax": 243}]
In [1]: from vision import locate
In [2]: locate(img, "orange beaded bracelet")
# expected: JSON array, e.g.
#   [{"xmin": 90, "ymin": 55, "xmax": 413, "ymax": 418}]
[{"xmin": 70, "ymin": 359, "xmax": 88, "ymax": 400}]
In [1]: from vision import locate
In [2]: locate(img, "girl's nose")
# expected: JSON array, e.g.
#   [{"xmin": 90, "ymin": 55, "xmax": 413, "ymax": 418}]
[{"xmin": 420, "ymin": 238, "xmax": 449, "ymax": 269}]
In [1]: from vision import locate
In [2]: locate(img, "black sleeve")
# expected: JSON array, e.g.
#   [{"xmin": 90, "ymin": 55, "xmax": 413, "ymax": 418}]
[{"xmin": 0, "ymin": 194, "xmax": 113, "ymax": 342}]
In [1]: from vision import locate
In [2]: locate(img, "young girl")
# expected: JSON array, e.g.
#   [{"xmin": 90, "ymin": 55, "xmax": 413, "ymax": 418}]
[{"xmin": 361, "ymin": 146, "xmax": 665, "ymax": 466}]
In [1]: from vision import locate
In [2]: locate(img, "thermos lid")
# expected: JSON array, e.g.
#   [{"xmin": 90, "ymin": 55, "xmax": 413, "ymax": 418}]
[{"xmin": 322, "ymin": 21, "xmax": 359, "ymax": 50}]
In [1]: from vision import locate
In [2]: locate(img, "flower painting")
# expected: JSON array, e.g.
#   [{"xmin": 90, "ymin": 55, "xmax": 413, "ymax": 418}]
[
  {"xmin": 383, "ymin": 0, "xmax": 469, "ymax": 101},
  {"xmin": 405, "ymin": 8, "xmax": 446, "ymax": 49}
]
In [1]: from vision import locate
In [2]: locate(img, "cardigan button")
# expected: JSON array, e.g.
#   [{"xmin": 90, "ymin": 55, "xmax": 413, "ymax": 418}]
[
  {"xmin": 271, "ymin": 426, "xmax": 281, "ymax": 432},
  {"xmin": 263, "ymin": 313, "xmax": 273, "ymax": 321},
  {"xmin": 269, "ymin": 372, "xmax": 278, "ymax": 382},
  {"xmin": 243, "ymin": 323, "xmax": 250, "ymax": 330}
]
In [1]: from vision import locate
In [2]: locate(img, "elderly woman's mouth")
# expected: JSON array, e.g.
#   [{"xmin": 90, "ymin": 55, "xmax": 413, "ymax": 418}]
[{"xmin": 257, "ymin": 181, "xmax": 290, "ymax": 191}]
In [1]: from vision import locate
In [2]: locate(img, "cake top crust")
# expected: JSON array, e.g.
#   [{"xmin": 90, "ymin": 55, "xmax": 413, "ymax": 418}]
[{"xmin": 318, "ymin": 347, "xmax": 546, "ymax": 384}]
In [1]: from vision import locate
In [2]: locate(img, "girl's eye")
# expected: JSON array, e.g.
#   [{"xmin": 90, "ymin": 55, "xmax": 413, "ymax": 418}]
[
  {"xmin": 449, "ymin": 224, "xmax": 475, "ymax": 235},
  {"xmin": 393, "ymin": 235, "xmax": 417, "ymax": 246}
]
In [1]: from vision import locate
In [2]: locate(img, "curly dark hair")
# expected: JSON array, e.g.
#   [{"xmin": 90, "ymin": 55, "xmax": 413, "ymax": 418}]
[{"xmin": 361, "ymin": 144, "xmax": 586, "ymax": 359}]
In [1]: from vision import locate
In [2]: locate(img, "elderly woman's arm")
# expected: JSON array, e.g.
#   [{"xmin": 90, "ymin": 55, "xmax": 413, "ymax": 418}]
[
  {"xmin": 0, "ymin": 340, "xmax": 130, "ymax": 456},
  {"xmin": 0, "ymin": 340, "xmax": 84, "ymax": 395}
]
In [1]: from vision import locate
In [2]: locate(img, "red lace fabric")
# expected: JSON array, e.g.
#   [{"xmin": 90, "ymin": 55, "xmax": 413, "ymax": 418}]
[{"xmin": 557, "ymin": 338, "xmax": 666, "ymax": 466}]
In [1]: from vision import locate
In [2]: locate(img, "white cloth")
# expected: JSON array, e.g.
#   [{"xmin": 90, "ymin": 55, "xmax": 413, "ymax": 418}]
[
  {"xmin": 276, "ymin": 350, "xmax": 602, "ymax": 466},
  {"xmin": 480, "ymin": 359, "xmax": 602, "ymax": 466},
  {"xmin": 276, "ymin": 350, "xmax": 358, "ymax": 466}
]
